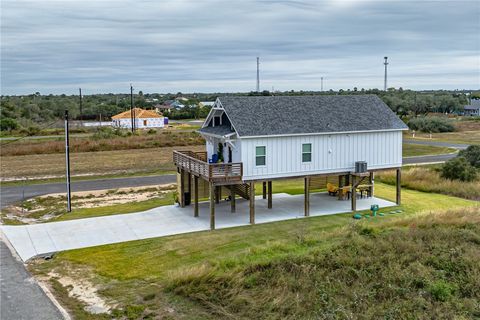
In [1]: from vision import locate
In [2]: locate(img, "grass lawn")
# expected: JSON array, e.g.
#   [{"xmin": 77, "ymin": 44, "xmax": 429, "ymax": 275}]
[
  {"xmin": 29, "ymin": 183, "xmax": 478, "ymax": 319},
  {"xmin": 402, "ymin": 143, "xmax": 456, "ymax": 157}
]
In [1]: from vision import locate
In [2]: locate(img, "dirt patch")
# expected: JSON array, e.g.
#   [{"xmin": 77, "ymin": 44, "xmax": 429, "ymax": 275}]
[
  {"xmin": 41, "ymin": 271, "xmax": 114, "ymax": 315},
  {"xmin": 41, "ymin": 184, "xmax": 176, "ymax": 209},
  {"xmin": 1, "ymin": 184, "xmax": 176, "ymax": 225}
]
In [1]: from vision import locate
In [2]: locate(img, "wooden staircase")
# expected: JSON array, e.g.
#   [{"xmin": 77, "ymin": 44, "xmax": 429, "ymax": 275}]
[{"xmin": 224, "ymin": 183, "xmax": 251, "ymax": 200}]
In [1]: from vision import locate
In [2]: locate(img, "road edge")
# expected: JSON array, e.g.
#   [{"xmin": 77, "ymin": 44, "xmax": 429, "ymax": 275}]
[{"xmin": 0, "ymin": 233, "xmax": 72, "ymax": 320}]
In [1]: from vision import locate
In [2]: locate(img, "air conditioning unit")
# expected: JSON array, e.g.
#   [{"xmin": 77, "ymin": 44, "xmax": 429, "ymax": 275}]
[{"xmin": 355, "ymin": 161, "xmax": 367, "ymax": 173}]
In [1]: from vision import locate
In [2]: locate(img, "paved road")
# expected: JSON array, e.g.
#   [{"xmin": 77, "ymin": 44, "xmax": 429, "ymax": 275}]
[
  {"xmin": 402, "ymin": 139, "xmax": 470, "ymax": 164},
  {"xmin": 0, "ymin": 240, "xmax": 63, "ymax": 320},
  {"xmin": 403, "ymin": 139, "xmax": 470, "ymax": 149},
  {"xmin": 1, "ymin": 175, "xmax": 176, "ymax": 208},
  {"xmin": 403, "ymin": 152, "xmax": 457, "ymax": 164}
]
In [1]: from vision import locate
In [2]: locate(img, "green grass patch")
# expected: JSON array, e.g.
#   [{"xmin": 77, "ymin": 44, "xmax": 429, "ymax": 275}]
[
  {"xmin": 402, "ymin": 144, "xmax": 456, "ymax": 157},
  {"xmin": 28, "ymin": 183, "xmax": 478, "ymax": 319}
]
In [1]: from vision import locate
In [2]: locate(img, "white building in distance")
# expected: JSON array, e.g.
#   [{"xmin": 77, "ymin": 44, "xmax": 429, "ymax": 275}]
[{"xmin": 111, "ymin": 108, "xmax": 165, "ymax": 129}]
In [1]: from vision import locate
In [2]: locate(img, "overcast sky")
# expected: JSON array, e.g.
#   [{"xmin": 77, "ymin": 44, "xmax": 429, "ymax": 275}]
[{"xmin": 1, "ymin": 0, "xmax": 479, "ymax": 95}]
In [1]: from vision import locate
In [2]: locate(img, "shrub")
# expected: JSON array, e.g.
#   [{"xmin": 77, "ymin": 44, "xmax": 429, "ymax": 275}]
[
  {"xmin": 0, "ymin": 118, "xmax": 19, "ymax": 131},
  {"xmin": 19, "ymin": 126, "xmax": 41, "ymax": 136},
  {"xmin": 147, "ymin": 128, "xmax": 157, "ymax": 135},
  {"xmin": 459, "ymin": 145, "xmax": 480, "ymax": 168},
  {"xmin": 441, "ymin": 157, "xmax": 477, "ymax": 182},
  {"xmin": 92, "ymin": 126, "xmax": 129, "ymax": 140},
  {"xmin": 428, "ymin": 280, "xmax": 456, "ymax": 302},
  {"xmin": 407, "ymin": 117, "xmax": 455, "ymax": 133}
]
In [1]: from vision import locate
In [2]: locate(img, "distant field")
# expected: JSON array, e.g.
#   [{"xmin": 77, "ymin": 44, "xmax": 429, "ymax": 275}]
[
  {"xmin": 403, "ymin": 118, "xmax": 480, "ymax": 144},
  {"xmin": 0, "ymin": 129, "xmax": 203, "ymax": 156},
  {"xmin": 1, "ymin": 145, "xmax": 204, "ymax": 181}
]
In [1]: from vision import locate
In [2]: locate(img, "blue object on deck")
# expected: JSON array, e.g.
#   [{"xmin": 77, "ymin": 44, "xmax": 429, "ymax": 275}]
[{"xmin": 209, "ymin": 154, "xmax": 218, "ymax": 163}]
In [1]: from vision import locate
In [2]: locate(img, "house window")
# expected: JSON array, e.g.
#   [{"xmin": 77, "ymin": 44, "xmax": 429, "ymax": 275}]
[
  {"xmin": 302, "ymin": 143, "xmax": 312, "ymax": 162},
  {"xmin": 143, "ymin": 120, "xmax": 148, "ymax": 126},
  {"xmin": 256, "ymin": 146, "xmax": 266, "ymax": 166}
]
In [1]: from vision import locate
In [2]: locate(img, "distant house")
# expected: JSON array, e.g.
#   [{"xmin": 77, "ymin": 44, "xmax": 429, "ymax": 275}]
[
  {"xmin": 163, "ymin": 100, "xmax": 185, "ymax": 110},
  {"xmin": 464, "ymin": 99, "xmax": 480, "ymax": 116},
  {"xmin": 111, "ymin": 108, "xmax": 165, "ymax": 129},
  {"xmin": 154, "ymin": 103, "xmax": 172, "ymax": 113},
  {"xmin": 199, "ymin": 101, "xmax": 215, "ymax": 107}
]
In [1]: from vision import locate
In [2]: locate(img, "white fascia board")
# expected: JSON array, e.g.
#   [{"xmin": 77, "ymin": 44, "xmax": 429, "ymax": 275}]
[
  {"xmin": 238, "ymin": 128, "xmax": 407, "ymax": 139},
  {"xmin": 215, "ymin": 97, "xmax": 242, "ymax": 139},
  {"xmin": 241, "ymin": 163, "xmax": 403, "ymax": 181},
  {"xmin": 198, "ymin": 131, "xmax": 237, "ymax": 140}
]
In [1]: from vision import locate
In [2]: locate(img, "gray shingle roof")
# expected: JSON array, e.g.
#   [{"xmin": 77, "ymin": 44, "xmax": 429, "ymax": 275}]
[
  {"xmin": 198, "ymin": 124, "xmax": 235, "ymax": 136},
  {"xmin": 218, "ymin": 95, "xmax": 407, "ymax": 137}
]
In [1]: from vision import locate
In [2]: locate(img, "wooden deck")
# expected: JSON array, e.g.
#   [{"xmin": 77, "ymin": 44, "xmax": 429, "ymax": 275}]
[{"xmin": 173, "ymin": 150, "xmax": 243, "ymax": 184}]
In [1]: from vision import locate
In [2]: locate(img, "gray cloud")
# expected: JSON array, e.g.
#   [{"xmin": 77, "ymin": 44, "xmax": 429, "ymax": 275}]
[{"xmin": 1, "ymin": 0, "xmax": 479, "ymax": 94}]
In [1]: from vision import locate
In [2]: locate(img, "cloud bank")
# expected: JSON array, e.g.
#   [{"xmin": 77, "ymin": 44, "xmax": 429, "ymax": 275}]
[{"xmin": 1, "ymin": 0, "xmax": 479, "ymax": 94}]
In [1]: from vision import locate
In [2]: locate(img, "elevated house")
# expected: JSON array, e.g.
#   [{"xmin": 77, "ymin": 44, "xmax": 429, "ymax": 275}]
[
  {"xmin": 173, "ymin": 95, "xmax": 407, "ymax": 229},
  {"xmin": 463, "ymin": 99, "xmax": 480, "ymax": 116},
  {"xmin": 112, "ymin": 108, "xmax": 166, "ymax": 129}
]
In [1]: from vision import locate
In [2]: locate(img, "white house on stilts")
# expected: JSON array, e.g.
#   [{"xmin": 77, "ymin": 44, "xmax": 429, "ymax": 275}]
[{"xmin": 173, "ymin": 95, "xmax": 408, "ymax": 229}]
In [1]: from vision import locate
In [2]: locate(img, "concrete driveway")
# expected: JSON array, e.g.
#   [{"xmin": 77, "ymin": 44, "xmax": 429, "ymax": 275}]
[{"xmin": 1, "ymin": 192, "xmax": 395, "ymax": 262}]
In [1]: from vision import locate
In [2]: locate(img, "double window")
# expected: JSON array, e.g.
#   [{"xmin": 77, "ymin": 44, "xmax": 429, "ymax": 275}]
[
  {"xmin": 255, "ymin": 146, "xmax": 266, "ymax": 166},
  {"xmin": 302, "ymin": 143, "xmax": 312, "ymax": 162}
]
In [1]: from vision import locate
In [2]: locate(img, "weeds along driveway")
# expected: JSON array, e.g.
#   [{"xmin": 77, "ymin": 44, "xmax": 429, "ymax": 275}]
[{"xmin": 1, "ymin": 192, "xmax": 395, "ymax": 262}]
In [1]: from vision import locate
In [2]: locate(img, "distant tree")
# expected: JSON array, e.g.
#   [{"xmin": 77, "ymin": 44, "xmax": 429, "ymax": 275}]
[
  {"xmin": 441, "ymin": 157, "xmax": 477, "ymax": 182},
  {"xmin": 0, "ymin": 118, "xmax": 19, "ymax": 131},
  {"xmin": 458, "ymin": 145, "xmax": 480, "ymax": 168}
]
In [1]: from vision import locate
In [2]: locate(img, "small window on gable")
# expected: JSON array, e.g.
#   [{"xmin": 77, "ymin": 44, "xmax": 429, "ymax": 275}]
[
  {"xmin": 302, "ymin": 143, "xmax": 312, "ymax": 163},
  {"xmin": 256, "ymin": 146, "xmax": 266, "ymax": 166}
]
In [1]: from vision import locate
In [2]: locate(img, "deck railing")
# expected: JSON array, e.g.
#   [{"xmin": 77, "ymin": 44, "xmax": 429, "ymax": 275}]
[{"xmin": 173, "ymin": 150, "xmax": 243, "ymax": 183}]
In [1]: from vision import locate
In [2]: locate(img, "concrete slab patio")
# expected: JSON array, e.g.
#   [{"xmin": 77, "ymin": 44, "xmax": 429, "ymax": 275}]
[{"xmin": 1, "ymin": 192, "xmax": 396, "ymax": 262}]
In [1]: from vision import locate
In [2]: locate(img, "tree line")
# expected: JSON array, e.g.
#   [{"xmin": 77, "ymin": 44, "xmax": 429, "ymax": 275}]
[{"xmin": 1, "ymin": 89, "xmax": 477, "ymax": 132}]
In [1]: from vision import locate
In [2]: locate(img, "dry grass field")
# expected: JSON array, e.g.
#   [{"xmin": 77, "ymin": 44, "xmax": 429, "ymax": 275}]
[
  {"xmin": 403, "ymin": 118, "xmax": 480, "ymax": 144},
  {"xmin": 1, "ymin": 145, "xmax": 205, "ymax": 181},
  {"xmin": 0, "ymin": 131, "xmax": 203, "ymax": 156}
]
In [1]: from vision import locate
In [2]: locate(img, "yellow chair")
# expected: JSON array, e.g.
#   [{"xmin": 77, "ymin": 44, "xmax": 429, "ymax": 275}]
[{"xmin": 327, "ymin": 183, "xmax": 339, "ymax": 196}]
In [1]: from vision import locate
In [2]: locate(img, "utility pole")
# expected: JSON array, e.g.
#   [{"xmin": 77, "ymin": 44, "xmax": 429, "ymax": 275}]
[
  {"xmin": 79, "ymin": 88, "xmax": 83, "ymax": 126},
  {"xmin": 64, "ymin": 110, "xmax": 72, "ymax": 212},
  {"xmin": 130, "ymin": 84, "xmax": 134, "ymax": 132},
  {"xmin": 321, "ymin": 77, "xmax": 324, "ymax": 92},
  {"xmin": 384, "ymin": 56, "xmax": 389, "ymax": 91},
  {"xmin": 256, "ymin": 57, "xmax": 260, "ymax": 93}
]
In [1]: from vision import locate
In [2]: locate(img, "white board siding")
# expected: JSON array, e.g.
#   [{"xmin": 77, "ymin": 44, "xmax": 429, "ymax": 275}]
[
  {"xmin": 112, "ymin": 118, "xmax": 165, "ymax": 129},
  {"xmin": 240, "ymin": 131, "xmax": 402, "ymax": 180}
]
